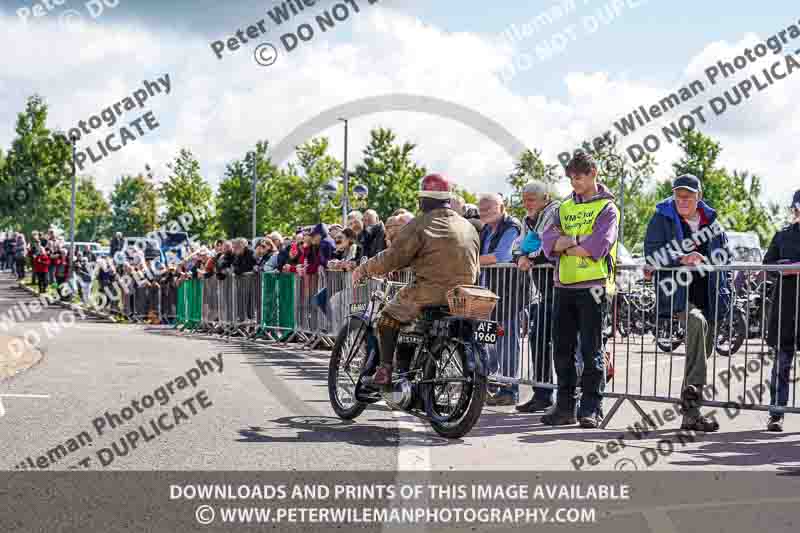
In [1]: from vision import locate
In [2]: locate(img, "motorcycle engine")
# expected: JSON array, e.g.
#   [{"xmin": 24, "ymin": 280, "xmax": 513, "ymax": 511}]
[{"xmin": 383, "ymin": 378, "xmax": 414, "ymax": 410}]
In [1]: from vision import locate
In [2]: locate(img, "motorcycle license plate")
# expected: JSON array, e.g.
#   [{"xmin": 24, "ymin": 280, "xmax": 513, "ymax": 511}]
[
  {"xmin": 350, "ymin": 303, "xmax": 368, "ymax": 314},
  {"xmin": 474, "ymin": 321, "xmax": 498, "ymax": 345}
]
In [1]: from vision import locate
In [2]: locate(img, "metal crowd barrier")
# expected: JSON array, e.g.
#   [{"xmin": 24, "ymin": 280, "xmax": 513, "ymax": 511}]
[
  {"xmin": 603, "ymin": 263, "xmax": 800, "ymax": 423},
  {"xmin": 233, "ymin": 273, "xmax": 259, "ymax": 337},
  {"xmin": 163, "ymin": 262, "xmax": 799, "ymax": 427}
]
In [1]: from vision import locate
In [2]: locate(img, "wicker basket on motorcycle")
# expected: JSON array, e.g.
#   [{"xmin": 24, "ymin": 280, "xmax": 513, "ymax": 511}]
[{"xmin": 447, "ymin": 285, "xmax": 499, "ymax": 320}]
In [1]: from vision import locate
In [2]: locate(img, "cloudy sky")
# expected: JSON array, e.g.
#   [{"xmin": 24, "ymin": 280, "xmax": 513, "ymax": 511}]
[{"xmin": 0, "ymin": 0, "xmax": 797, "ymax": 209}]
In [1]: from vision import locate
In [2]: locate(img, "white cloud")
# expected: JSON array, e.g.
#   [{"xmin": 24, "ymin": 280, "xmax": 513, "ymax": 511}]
[{"xmin": 0, "ymin": 6, "xmax": 796, "ymax": 223}]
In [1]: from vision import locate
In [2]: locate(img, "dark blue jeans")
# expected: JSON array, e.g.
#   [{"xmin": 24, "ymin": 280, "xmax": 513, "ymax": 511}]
[
  {"xmin": 488, "ymin": 314, "xmax": 519, "ymax": 399},
  {"xmin": 528, "ymin": 301, "xmax": 554, "ymax": 403},
  {"xmin": 770, "ymin": 350, "xmax": 796, "ymax": 417},
  {"xmin": 553, "ymin": 287, "xmax": 606, "ymax": 417}
]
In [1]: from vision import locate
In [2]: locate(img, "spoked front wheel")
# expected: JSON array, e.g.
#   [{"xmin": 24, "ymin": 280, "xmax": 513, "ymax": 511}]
[
  {"xmin": 328, "ymin": 318, "xmax": 370, "ymax": 420},
  {"xmin": 422, "ymin": 341, "xmax": 486, "ymax": 439}
]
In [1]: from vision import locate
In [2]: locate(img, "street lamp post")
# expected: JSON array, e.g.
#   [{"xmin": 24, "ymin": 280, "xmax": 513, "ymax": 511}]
[
  {"xmin": 338, "ymin": 118, "xmax": 349, "ymax": 226},
  {"xmin": 68, "ymin": 135, "xmax": 78, "ymax": 270},
  {"xmin": 251, "ymin": 151, "xmax": 258, "ymax": 241},
  {"xmin": 322, "ymin": 179, "xmax": 368, "ymax": 217},
  {"xmin": 605, "ymin": 154, "xmax": 625, "ymax": 247}
]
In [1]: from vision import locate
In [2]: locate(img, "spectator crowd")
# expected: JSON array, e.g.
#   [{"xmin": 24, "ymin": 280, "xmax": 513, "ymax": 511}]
[{"xmin": 4, "ymin": 155, "xmax": 800, "ymax": 433}]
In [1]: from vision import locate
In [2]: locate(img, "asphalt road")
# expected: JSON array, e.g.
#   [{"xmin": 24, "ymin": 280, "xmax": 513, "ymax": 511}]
[{"xmin": 2, "ymin": 274, "xmax": 799, "ymax": 474}]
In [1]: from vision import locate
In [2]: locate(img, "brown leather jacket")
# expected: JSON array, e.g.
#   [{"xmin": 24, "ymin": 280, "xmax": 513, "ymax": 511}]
[{"xmin": 361, "ymin": 208, "xmax": 480, "ymax": 302}]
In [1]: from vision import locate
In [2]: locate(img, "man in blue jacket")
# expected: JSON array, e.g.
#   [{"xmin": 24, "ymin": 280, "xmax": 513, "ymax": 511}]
[{"xmin": 644, "ymin": 174, "xmax": 732, "ymax": 432}]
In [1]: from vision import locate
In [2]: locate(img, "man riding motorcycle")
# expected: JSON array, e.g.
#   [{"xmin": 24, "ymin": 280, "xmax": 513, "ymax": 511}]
[{"xmin": 351, "ymin": 174, "xmax": 481, "ymax": 388}]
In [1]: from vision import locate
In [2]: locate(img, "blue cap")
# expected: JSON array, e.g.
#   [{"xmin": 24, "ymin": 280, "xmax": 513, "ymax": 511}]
[
  {"xmin": 310, "ymin": 223, "xmax": 328, "ymax": 237},
  {"xmin": 672, "ymin": 174, "xmax": 701, "ymax": 193},
  {"xmin": 792, "ymin": 190, "xmax": 800, "ymax": 209}
]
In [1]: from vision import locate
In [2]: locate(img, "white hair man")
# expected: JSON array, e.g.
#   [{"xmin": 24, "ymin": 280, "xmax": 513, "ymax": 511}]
[{"xmin": 514, "ymin": 180, "xmax": 562, "ymax": 413}]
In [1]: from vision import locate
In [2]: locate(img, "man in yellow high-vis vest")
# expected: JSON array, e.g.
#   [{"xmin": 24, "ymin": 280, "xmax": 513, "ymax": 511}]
[{"xmin": 542, "ymin": 151, "xmax": 619, "ymax": 429}]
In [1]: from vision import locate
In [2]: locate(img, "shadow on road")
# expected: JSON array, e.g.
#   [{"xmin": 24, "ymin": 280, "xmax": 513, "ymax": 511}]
[
  {"xmin": 143, "ymin": 326, "xmax": 800, "ymax": 471},
  {"xmin": 236, "ymin": 415, "xmax": 458, "ymax": 448}
]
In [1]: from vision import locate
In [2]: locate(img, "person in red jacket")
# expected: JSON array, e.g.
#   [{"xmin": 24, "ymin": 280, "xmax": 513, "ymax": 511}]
[
  {"xmin": 32, "ymin": 246, "xmax": 51, "ymax": 294},
  {"xmin": 51, "ymin": 248, "xmax": 71, "ymax": 301}
]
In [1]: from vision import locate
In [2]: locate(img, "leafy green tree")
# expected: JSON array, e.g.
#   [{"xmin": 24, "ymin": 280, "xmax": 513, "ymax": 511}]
[
  {"xmin": 110, "ymin": 173, "xmax": 158, "ymax": 236},
  {"xmin": 351, "ymin": 128, "xmax": 426, "ymax": 220},
  {"xmin": 43, "ymin": 177, "xmax": 111, "ymax": 241},
  {"xmin": 0, "ymin": 95, "xmax": 72, "ymax": 227},
  {"xmin": 160, "ymin": 149, "xmax": 216, "ymax": 241},
  {"xmin": 506, "ymin": 148, "xmax": 559, "ymax": 219},
  {"xmin": 294, "ymin": 137, "xmax": 343, "ymax": 224},
  {"xmin": 584, "ymin": 135, "xmax": 658, "ymax": 252},
  {"xmin": 452, "ymin": 185, "xmax": 477, "ymax": 206},
  {"xmin": 74, "ymin": 178, "xmax": 111, "ymax": 241},
  {"xmin": 215, "ymin": 141, "xmax": 293, "ymax": 239},
  {"xmin": 216, "ymin": 158, "xmax": 253, "ymax": 239},
  {"xmin": 656, "ymin": 130, "xmax": 778, "ymax": 246}
]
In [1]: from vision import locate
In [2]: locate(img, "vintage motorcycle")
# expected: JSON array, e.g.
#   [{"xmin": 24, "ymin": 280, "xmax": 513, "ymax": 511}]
[{"xmin": 327, "ymin": 279, "xmax": 498, "ymax": 439}]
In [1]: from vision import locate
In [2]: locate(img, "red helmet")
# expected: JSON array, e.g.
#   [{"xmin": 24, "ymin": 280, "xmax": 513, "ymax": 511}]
[{"xmin": 418, "ymin": 173, "xmax": 452, "ymax": 200}]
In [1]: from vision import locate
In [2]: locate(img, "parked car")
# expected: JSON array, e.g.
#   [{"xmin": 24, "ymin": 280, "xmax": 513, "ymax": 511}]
[
  {"xmin": 67, "ymin": 241, "xmax": 102, "ymax": 259},
  {"xmin": 122, "ymin": 237, "xmax": 165, "ymax": 263}
]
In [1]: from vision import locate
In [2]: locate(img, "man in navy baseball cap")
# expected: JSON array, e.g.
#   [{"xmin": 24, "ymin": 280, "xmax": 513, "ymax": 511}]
[{"xmin": 672, "ymin": 173, "xmax": 702, "ymax": 193}]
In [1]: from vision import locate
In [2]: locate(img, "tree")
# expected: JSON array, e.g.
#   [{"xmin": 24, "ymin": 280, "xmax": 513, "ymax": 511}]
[
  {"xmin": 74, "ymin": 178, "xmax": 111, "ymax": 241},
  {"xmin": 505, "ymin": 148, "xmax": 560, "ymax": 219},
  {"xmin": 215, "ymin": 140, "xmax": 293, "ymax": 239},
  {"xmin": 452, "ymin": 185, "xmax": 477, "ymax": 206},
  {"xmin": 19, "ymin": 176, "xmax": 110, "ymax": 240},
  {"xmin": 0, "ymin": 95, "xmax": 72, "ymax": 227},
  {"xmin": 352, "ymin": 128, "xmax": 426, "ymax": 220},
  {"xmin": 584, "ymin": 135, "xmax": 658, "ymax": 253},
  {"xmin": 160, "ymin": 149, "xmax": 216, "ymax": 241},
  {"xmin": 656, "ymin": 130, "xmax": 778, "ymax": 246},
  {"xmin": 216, "ymin": 158, "xmax": 252, "ymax": 239},
  {"xmin": 294, "ymin": 137, "xmax": 343, "ymax": 224},
  {"xmin": 110, "ymin": 173, "xmax": 158, "ymax": 236}
]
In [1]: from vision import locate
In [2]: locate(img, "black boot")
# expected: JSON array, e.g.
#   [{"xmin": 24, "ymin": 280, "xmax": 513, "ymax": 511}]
[
  {"xmin": 541, "ymin": 407, "xmax": 577, "ymax": 426},
  {"xmin": 541, "ymin": 389, "xmax": 576, "ymax": 426},
  {"xmin": 516, "ymin": 397, "xmax": 553, "ymax": 413}
]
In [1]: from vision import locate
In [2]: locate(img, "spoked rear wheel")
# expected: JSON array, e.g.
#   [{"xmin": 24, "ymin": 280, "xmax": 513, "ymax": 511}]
[
  {"xmin": 328, "ymin": 318, "xmax": 370, "ymax": 420},
  {"xmin": 656, "ymin": 319, "xmax": 685, "ymax": 352},
  {"xmin": 715, "ymin": 308, "xmax": 746, "ymax": 356},
  {"xmin": 423, "ymin": 341, "xmax": 486, "ymax": 439}
]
